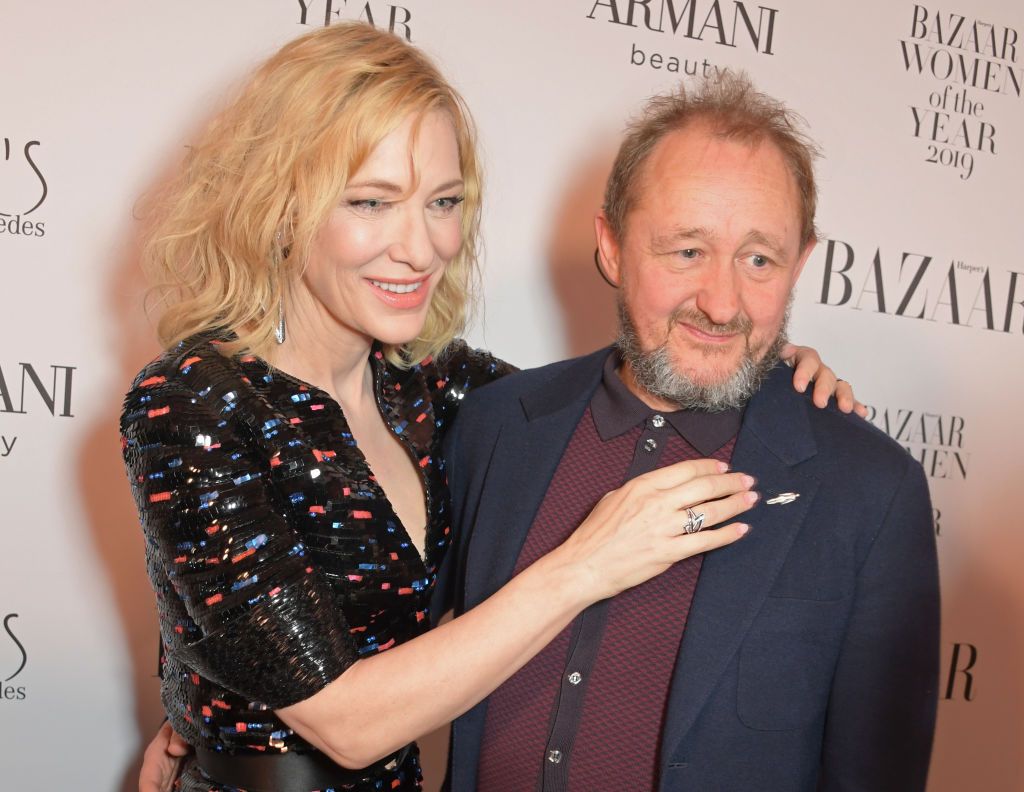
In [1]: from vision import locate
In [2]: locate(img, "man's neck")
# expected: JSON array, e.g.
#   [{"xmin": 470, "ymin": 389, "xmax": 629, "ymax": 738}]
[{"xmin": 615, "ymin": 360, "xmax": 686, "ymax": 412}]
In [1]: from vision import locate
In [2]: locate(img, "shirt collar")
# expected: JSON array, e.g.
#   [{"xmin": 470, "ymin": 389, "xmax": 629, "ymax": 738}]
[{"xmin": 590, "ymin": 349, "xmax": 744, "ymax": 457}]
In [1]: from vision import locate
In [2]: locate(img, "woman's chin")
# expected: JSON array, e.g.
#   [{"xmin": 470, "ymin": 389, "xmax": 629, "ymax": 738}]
[{"xmin": 369, "ymin": 322, "xmax": 429, "ymax": 349}]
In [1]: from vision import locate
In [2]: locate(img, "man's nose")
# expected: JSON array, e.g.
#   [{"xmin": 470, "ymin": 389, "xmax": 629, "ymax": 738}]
[
  {"xmin": 390, "ymin": 207, "xmax": 436, "ymax": 272},
  {"xmin": 694, "ymin": 262, "xmax": 741, "ymax": 326}
]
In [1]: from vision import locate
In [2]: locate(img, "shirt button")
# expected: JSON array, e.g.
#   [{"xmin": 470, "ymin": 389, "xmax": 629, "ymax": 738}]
[
  {"xmin": 643, "ymin": 437, "xmax": 658, "ymax": 452},
  {"xmin": 568, "ymin": 671, "xmax": 582, "ymax": 685},
  {"xmin": 547, "ymin": 749, "xmax": 563, "ymax": 764},
  {"xmin": 651, "ymin": 414, "xmax": 665, "ymax": 428}
]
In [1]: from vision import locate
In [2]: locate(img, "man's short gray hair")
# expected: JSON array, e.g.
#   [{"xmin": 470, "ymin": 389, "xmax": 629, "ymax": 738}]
[{"xmin": 603, "ymin": 71, "xmax": 821, "ymax": 247}]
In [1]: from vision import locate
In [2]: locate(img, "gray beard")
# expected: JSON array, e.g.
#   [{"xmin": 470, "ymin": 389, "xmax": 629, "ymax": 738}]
[{"xmin": 615, "ymin": 297, "xmax": 790, "ymax": 412}]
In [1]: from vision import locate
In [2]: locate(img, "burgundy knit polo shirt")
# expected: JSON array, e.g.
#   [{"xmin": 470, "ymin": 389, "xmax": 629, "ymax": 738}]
[{"xmin": 477, "ymin": 351, "xmax": 742, "ymax": 792}]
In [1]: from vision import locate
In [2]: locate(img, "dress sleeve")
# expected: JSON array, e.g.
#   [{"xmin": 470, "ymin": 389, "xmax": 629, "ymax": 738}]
[
  {"xmin": 427, "ymin": 339, "xmax": 517, "ymax": 429},
  {"xmin": 121, "ymin": 376, "xmax": 359, "ymax": 709}
]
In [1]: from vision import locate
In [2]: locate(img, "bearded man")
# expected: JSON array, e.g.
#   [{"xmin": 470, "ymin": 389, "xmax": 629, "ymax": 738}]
[{"xmin": 439, "ymin": 73, "xmax": 940, "ymax": 792}]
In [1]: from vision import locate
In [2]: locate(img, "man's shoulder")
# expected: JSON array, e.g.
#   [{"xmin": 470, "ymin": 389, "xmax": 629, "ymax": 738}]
[
  {"xmin": 444, "ymin": 348, "xmax": 607, "ymax": 454},
  {"xmin": 750, "ymin": 363, "xmax": 916, "ymax": 482},
  {"xmin": 785, "ymin": 386, "xmax": 919, "ymax": 487},
  {"xmin": 460, "ymin": 348, "xmax": 607, "ymax": 412},
  {"xmin": 812, "ymin": 397, "xmax": 907, "ymax": 463}
]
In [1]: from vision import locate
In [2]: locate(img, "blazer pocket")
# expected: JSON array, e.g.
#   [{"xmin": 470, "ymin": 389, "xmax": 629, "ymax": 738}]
[{"xmin": 736, "ymin": 597, "xmax": 846, "ymax": 731}]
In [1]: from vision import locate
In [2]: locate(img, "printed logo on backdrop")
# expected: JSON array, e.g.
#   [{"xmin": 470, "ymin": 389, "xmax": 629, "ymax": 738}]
[
  {"xmin": 900, "ymin": 5, "xmax": 1021, "ymax": 180},
  {"xmin": 0, "ymin": 361, "xmax": 77, "ymax": 462},
  {"xmin": 944, "ymin": 642, "xmax": 978, "ymax": 701},
  {"xmin": 1, "ymin": 614, "xmax": 27, "ymax": 701},
  {"xmin": 863, "ymin": 405, "xmax": 968, "ymax": 485},
  {"xmin": 863, "ymin": 402, "xmax": 967, "ymax": 539},
  {"xmin": 0, "ymin": 138, "xmax": 47, "ymax": 238},
  {"xmin": 815, "ymin": 239, "xmax": 1024, "ymax": 337},
  {"xmin": 295, "ymin": 0, "xmax": 414, "ymax": 40},
  {"xmin": 585, "ymin": 1, "xmax": 779, "ymax": 77}
]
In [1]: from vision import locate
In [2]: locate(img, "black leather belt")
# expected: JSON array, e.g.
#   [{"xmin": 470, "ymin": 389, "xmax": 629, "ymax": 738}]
[{"xmin": 195, "ymin": 744, "xmax": 412, "ymax": 792}]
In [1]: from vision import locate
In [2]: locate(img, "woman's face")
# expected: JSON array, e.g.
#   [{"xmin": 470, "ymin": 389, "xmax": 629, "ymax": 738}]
[{"xmin": 298, "ymin": 110, "xmax": 465, "ymax": 349}]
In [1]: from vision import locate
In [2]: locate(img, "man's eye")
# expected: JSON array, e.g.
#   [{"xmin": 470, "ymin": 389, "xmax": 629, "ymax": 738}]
[
  {"xmin": 678, "ymin": 248, "xmax": 700, "ymax": 259},
  {"xmin": 750, "ymin": 254, "xmax": 769, "ymax": 268}
]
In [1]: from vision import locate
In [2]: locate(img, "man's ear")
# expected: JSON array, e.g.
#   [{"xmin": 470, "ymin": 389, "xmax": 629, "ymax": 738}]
[
  {"xmin": 792, "ymin": 237, "xmax": 817, "ymax": 283},
  {"xmin": 594, "ymin": 213, "xmax": 623, "ymax": 287}
]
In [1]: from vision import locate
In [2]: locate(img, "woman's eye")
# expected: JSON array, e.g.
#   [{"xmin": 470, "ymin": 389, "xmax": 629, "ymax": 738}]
[
  {"xmin": 431, "ymin": 195, "xmax": 465, "ymax": 214},
  {"xmin": 349, "ymin": 199, "xmax": 389, "ymax": 213}
]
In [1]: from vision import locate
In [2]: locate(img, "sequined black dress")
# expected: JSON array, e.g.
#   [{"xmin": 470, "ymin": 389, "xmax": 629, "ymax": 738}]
[{"xmin": 120, "ymin": 335, "xmax": 512, "ymax": 792}]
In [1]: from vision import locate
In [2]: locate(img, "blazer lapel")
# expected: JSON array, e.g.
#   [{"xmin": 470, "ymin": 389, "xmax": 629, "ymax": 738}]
[
  {"xmin": 660, "ymin": 364, "xmax": 822, "ymax": 761},
  {"xmin": 463, "ymin": 349, "xmax": 609, "ymax": 607},
  {"xmin": 452, "ymin": 349, "xmax": 611, "ymax": 792}
]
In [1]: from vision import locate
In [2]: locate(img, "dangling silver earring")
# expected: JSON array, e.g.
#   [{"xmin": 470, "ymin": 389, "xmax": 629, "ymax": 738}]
[
  {"xmin": 275, "ymin": 299, "xmax": 286, "ymax": 344},
  {"xmin": 273, "ymin": 229, "xmax": 287, "ymax": 344}
]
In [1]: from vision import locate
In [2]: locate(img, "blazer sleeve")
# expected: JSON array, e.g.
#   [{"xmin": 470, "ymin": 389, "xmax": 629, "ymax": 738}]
[
  {"xmin": 817, "ymin": 457, "xmax": 940, "ymax": 792},
  {"xmin": 121, "ymin": 378, "xmax": 359, "ymax": 708}
]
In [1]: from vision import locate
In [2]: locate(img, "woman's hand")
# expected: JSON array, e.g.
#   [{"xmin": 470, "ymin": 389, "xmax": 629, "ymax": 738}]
[
  {"xmin": 781, "ymin": 343, "xmax": 867, "ymax": 417},
  {"xmin": 276, "ymin": 459, "xmax": 756, "ymax": 768},
  {"xmin": 555, "ymin": 459, "xmax": 756, "ymax": 603},
  {"xmin": 139, "ymin": 721, "xmax": 189, "ymax": 792}
]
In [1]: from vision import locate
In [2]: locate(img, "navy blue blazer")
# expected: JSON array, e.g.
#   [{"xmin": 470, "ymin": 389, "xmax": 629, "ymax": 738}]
[{"xmin": 436, "ymin": 349, "xmax": 940, "ymax": 792}]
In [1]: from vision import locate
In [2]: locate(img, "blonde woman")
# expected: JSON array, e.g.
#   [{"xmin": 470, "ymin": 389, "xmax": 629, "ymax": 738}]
[{"xmin": 124, "ymin": 23, "xmax": 858, "ymax": 792}]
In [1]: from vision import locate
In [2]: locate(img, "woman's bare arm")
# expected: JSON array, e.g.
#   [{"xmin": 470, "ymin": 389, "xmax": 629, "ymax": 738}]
[{"xmin": 278, "ymin": 460, "xmax": 755, "ymax": 768}]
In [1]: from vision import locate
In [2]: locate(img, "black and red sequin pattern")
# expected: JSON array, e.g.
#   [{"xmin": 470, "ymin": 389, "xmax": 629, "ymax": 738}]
[{"xmin": 120, "ymin": 337, "xmax": 511, "ymax": 791}]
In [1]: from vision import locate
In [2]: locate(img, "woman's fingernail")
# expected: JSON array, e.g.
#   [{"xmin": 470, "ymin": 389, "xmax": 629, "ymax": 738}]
[
  {"xmin": 743, "ymin": 474, "xmax": 756, "ymax": 488},
  {"xmin": 737, "ymin": 524, "xmax": 750, "ymax": 536},
  {"xmin": 718, "ymin": 461, "xmax": 730, "ymax": 473},
  {"xmin": 746, "ymin": 491, "xmax": 760, "ymax": 504}
]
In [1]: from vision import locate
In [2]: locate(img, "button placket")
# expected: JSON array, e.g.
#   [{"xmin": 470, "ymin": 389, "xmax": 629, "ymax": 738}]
[{"xmin": 540, "ymin": 599, "xmax": 610, "ymax": 790}]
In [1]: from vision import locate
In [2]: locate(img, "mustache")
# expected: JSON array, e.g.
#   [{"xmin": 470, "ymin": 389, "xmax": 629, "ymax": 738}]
[{"xmin": 669, "ymin": 306, "xmax": 753, "ymax": 336}]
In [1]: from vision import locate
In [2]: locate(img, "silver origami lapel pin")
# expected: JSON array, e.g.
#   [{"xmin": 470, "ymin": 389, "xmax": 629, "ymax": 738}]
[{"xmin": 766, "ymin": 492, "xmax": 800, "ymax": 505}]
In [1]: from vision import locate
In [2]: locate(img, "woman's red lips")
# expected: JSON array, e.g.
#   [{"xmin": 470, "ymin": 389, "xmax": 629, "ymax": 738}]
[{"xmin": 366, "ymin": 277, "xmax": 430, "ymax": 309}]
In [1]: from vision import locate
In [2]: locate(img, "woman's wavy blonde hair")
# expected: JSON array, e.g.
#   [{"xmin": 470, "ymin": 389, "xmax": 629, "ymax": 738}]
[{"xmin": 142, "ymin": 23, "xmax": 481, "ymax": 366}]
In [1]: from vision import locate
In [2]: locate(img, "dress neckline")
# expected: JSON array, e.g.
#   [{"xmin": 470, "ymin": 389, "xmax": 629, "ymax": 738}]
[{"xmin": 225, "ymin": 340, "xmax": 435, "ymax": 569}]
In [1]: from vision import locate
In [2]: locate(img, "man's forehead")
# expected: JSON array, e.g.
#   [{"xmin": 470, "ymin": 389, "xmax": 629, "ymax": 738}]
[
  {"xmin": 646, "ymin": 123, "xmax": 791, "ymax": 181},
  {"xmin": 628, "ymin": 128, "xmax": 802, "ymax": 246}
]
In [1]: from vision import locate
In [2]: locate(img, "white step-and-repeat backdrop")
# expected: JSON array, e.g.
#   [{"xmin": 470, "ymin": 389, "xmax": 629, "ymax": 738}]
[{"xmin": 2, "ymin": 1, "xmax": 1021, "ymax": 789}]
